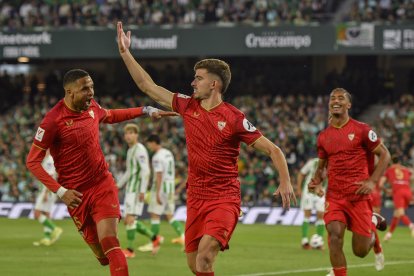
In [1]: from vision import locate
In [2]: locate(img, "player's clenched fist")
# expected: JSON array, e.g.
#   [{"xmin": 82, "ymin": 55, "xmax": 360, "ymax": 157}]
[
  {"xmin": 60, "ymin": 189, "xmax": 83, "ymax": 209},
  {"xmin": 308, "ymin": 178, "xmax": 325, "ymax": 197}
]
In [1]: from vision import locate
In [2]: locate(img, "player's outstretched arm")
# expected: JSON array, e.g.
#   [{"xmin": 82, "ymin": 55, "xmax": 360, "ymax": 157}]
[
  {"xmin": 117, "ymin": 22, "xmax": 174, "ymax": 110},
  {"xmin": 102, "ymin": 106, "xmax": 177, "ymax": 124},
  {"xmin": 308, "ymin": 158, "xmax": 326, "ymax": 197},
  {"xmin": 251, "ymin": 136, "xmax": 297, "ymax": 209}
]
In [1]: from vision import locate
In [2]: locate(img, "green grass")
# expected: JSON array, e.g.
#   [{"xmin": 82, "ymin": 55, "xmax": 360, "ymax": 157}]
[{"xmin": 0, "ymin": 218, "xmax": 413, "ymax": 275}]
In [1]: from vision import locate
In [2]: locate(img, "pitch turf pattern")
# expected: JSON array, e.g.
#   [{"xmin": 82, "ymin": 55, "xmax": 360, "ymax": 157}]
[{"xmin": 1, "ymin": 219, "xmax": 413, "ymax": 275}]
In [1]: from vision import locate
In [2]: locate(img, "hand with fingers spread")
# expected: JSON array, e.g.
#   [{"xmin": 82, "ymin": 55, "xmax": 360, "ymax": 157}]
[
  {"xmin": 117, "ymin": 21, "xmax": 131, "ymax": 54},
  {"xmin": 308, "ymin": 178, "xmax": 325, "ymax": 197},
  {"xmin": 355, "ymin": 179, "xmax": 375, "ymax": 194},
  {"xmin": 273, "ymin": 181, "xmax": 297, "ymax": 210},
  {"xmin": 60, "ymin": 189, "xmax": 83, "ymax": 209}
]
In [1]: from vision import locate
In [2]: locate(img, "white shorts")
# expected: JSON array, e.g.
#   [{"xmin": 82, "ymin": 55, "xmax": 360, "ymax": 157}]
[
  {"xmin": 301, "ymin": 192, "xmax": 325, "ymax": 213},
  {"xmin": 148, "ymin": 192, "xmax": 175, "ymax": 216},
  {"xmin": 34, "ymin": 188, "xmax": 57, "ymax": 213},
  {"xmin": 124, "ymin": 193, "xmax": 144, "ymax": 216}
]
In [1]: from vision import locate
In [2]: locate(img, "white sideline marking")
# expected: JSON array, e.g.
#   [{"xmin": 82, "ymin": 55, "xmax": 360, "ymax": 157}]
[{"xmin": 233, "ymin": 260, "xmax": 414, "ymax": 276}]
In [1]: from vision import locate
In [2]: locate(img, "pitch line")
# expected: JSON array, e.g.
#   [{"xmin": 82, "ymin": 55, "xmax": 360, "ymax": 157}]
[{"xmin": 233, "ymin": 260, "xmax": 414, "ymax": 276}]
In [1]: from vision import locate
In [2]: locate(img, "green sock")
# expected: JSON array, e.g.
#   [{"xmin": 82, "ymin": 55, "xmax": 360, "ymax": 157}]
[
  {"xmin": 135, "ymin": 221, "xmax": 154, "ymax": 239},
  {"xmin": 316, "ymin": 219, "xmax": 325, "ymax": 237},
  {"xmin": 302, "ymin": 218, "xmax": 309, "ymax": 238},
  {"xmin": 170, "ymin": 220, "xmax": 184, "ymax": 236},
  {"xmin": 151, "ymin": 219, "xmax": 161, "ymax": 236},
  {"xmin": 39, "ymin": 214, "xmax": 56, "ymax": 231},
  {"xmin": 126, "ymin": 224, "xmax": 136, "ymax": 249},
  {"xmin": 44, "ymin": 227, "xmax": 52, "ymax": 239}
]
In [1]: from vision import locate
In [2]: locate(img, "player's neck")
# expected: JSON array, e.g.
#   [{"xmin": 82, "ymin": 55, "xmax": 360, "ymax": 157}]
[
  {"xmin": 330, "ymin": 115, "xmax": 349, "ymax": 128},
  {"xmin": 200, "ymin": 94, "xmax": 223, "ymax": 111},
  {"xmin": 128, "ymin": 141, "xmax": 137, "ymax": 148},
  {"xmin": 63, "ymin": 97, "xmax": 80, "ymax": 113}
]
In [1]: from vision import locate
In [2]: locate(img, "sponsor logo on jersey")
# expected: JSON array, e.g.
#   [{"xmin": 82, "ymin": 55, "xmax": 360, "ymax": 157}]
[
  {"xmin": 348, "ymin": 133, "xmax": 355, "ymax": 141},
  {"xmin": 35, "ymin": 127, "xmax": 45, "ymax": 142},
  {"xmin": 217, "ymin": 121, "xmax": 226, "ymax": 131},
  {"xmin": 242, "ymin": 118, "xmax": 256, "ymax": 132},
  {"xmin": 368, "ymin": 130, "xmax": 378, "ymax": 142},
  {"xmin": 65, "ymin": 120, "xmax": 74, "ymax": 127},
  {"xmin": 89, "ymin": 110, "xmax": 95, "ymax": 119}
]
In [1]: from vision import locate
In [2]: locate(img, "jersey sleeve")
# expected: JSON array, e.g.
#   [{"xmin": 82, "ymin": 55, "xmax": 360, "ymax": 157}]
[
  {"xmin": 33, "ymin": 113, "xmax": 58, "ymax": 150},
  {"xmin": 300, "ymin": 160, "xmax": 313, "ymax": 175},
  {"xmin": 317, "ymin": 133, "xmax": 327, "ymax": 159},
  {"xmin": 234, "ymin": 115, "xmax": 262, "ymax": 145},
  {"xmin": 171, "ymin": 93, "xmax": 192, "ymax": 115},
  {"xmin": 152, "ymin": 155, "xmax": 163, "ymax": 173},
  {"xmin": 361, "ymin": 124, "xmax": 381, "ymax": 151}
]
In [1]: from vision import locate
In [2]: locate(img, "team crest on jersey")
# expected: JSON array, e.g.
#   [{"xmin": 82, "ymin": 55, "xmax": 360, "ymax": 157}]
[
  {"xmin": 217, "ymin": 121, "xmax": 226, "ymax": 131},
  {"xmin": 35, "ymin": 127, "xmax": 45, "ymax": 142},
  {"xmin": 88, "ymin": 110, "xmax": 95, "ymax": 119},
  {"xmin": 65, "ymin": 120, "xmax": 74, "ymax": 127},
  {"xmin": 348, "ymin": 133, "xmax": 355, "ymax": 141}
]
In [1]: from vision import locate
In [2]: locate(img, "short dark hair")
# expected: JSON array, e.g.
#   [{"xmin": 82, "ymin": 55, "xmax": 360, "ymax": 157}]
[
  {"xmin": 391, "ymin": 155, "xmax": 400, "ymax": 164},
  {"xmin": 194, "ymin": 59, "xmax": 231, "ymax": 94},
  {"xmin": 147, "ymin": 134, "xmax": 160, "ymax": 144},
  {"xmin": 63, "ymin": 69, "xmax": 89, "ymax": 88},
  {"xmin": 330, "ymin": 88, "xmax": 352, "ymax": 103}
]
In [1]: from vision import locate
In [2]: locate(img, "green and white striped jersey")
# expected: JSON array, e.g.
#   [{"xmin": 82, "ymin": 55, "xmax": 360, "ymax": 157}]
[
  {"xmin": 151, "ymin": 148, "xmax": 175, "ymax": 194},
  {"xmin": 118, "ymin": 143, "xmax": 150, "ymax": 194},
  {"xmin": 300, "ymin": 158, "xmax": 327, "ymax": 197},
  {"xmin": 38, "ymin": 154, "xmax": 57, "ymax": 193}
]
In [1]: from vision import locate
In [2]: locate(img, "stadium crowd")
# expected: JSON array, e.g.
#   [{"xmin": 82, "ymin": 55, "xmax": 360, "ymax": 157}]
[
  {"xmin": 0, "ymin": 0, "xmax": 340, "ymax": 30},
  {"xmin": 345, "ymin": 0, "xmax": 414, "ymax": 23},
  {"xmin": 0, "ymin": 67, "xmax": 412, "ymax": 206}
]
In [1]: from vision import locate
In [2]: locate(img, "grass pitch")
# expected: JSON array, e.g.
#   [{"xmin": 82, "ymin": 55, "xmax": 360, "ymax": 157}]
[{"xmin": 1, "ymin": 218, "xmax": 413, "ymax": 275}]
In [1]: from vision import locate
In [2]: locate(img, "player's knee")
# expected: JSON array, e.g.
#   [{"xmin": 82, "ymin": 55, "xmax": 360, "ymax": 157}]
[
  {"xmin": 329, "ymin": 234, "xmax": 343, "ymax": 249},
  {"xmin": 352, "ymin": 246, "xmax": 369, "ymax": 258}
]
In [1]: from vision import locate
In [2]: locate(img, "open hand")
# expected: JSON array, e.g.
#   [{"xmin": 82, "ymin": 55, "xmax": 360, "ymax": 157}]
[
  {"xmin": 308, "ymin": 178, "xmax": 325, "ymax": 197},
  {"xmin": 355, "ymin": 179, "xmax": 375, "ymax": 194},
  {"xmin": 273, "ymin": 182, "xmax": 297, "ymax": 210},
  {"xmin": 117, "ymin": 21, "xmax": 131, "ymax": 54},
  {"xmin": 61, "ymin": 189, "xmax": 83, "ymax": 209}
]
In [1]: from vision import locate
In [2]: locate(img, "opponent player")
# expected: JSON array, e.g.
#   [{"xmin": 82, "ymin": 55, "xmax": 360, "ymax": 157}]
[
  {"xmin": 117, "ymin": 22, "xmax": 296, "ymax": 276},
  {"xmin": 309, "ymin": 88, "xmax": 390, "ymax": 276},
  {"xmin": 380, "ymin": 156, "xmax": 414, "ymax": 241},
  {"xmin": 26, "ymin": 69, "xmax": 175, "ymax": 276},
  {"xmin": 117, "ymin": 123, "xmax": 162, "ymax": 258},
  {"xmin": 33, "ymin": 150, "xmax": 63, "ymax": 246},
  {"xmin": 141, "ymin": 134, "xmax": 185, "ymax": 251},
  {"xmin": 296, "ymin": 157, "xmax": 326, "ymax": 249}
]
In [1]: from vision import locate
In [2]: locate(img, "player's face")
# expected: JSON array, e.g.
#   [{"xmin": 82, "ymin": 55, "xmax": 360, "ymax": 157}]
[
  {"xmin": 146, "ymin": 141, "xmax": 156, "ymax": 152},
  {"xmin": 191, "ymin": 69, "xmax": 217, "ymax": 100},
  {"xmin": 71, "ymin": 76, "xmax": 94, "ymax": 111},
  {"xmin": 329, "ymin": 91, "xmax": 351, "ymax": 116},
  {"xmin": 124, "ymin": 130, "xmax": 138, "ymax": 145}
]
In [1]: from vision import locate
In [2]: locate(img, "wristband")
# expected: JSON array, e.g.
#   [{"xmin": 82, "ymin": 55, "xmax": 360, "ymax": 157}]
[{"xmin": 56, "ymin": 186, "xmax": 68, "ymax": 198}]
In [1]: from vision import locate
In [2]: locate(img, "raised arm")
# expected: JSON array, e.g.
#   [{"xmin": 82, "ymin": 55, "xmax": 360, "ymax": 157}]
[
  {"xmin": 251, "ymin": 136, "xmax": 297, "ymax": 209},
  {"xmin": 117, "ymin": 22, "xmax": 174, "ymax": 109}
]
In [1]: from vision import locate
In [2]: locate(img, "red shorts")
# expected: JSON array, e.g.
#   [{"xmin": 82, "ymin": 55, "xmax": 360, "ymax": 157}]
[
  {"xmin": 68, "ymin": 173, "xmax": 121, "ymax": 244},
  {"xmin": 185, "ymin": 197, "xmax": 240, "ymax": 253},
  {"xmin": 393, "ymin": 189, "xmax": 413, "ymax": 209},
  {"xmin": 371, "ymin": 190, "xmax": 382, "ymax": 208},
  {"xmin": 324, "ymin": 198, "xmax": 372, "ymax": 237}
]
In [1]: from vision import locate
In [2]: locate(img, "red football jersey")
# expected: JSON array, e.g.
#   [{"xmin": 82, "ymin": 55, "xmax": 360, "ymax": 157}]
[
  {"xmin": 384, "ymin": 164, "xmax": 412, "ymax": 193},
  {"xmin": 33, "ymin": 99, "xmax": 109, "ymax": 191},
  {"xmin": 317, "ymin": 118, "xmax": 381, "ymax": 201},
  {"xmin": 172, "ymin": 93, "xmax": 262, "ymax": 199}
]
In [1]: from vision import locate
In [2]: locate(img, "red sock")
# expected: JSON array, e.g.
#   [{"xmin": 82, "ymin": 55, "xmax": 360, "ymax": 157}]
[
  {"xmin": 400, "ymin": 215, "xmax": 412, "ymax": 226},
  {"xmin": 389, "ymin": 217, "xmax": 399, "ymax": 233},
  {"xmin": 196, "ymin": 272, "xmax": 214, "ymax": 276},
  {"xmin": 333, "ymin": 267, "xmax": 347, "ymax": 276},
  {"xmin": 101, "ymin": 236, "xmax": 129, "ymax": 276}
]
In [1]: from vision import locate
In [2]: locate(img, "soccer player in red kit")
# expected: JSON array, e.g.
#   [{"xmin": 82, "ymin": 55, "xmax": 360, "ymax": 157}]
[
  {"xmin": 309, "ymin": 88, "xmax": 391, "ymax": 276},
  {"xmin": 26, "ymin": 69, "xmax": 176, "ymax": 276},
  {"xmin": 117, "ymin": 22, "xmax": 296, "ymax": 276},
  {"xmin": 380, "ymin": 156, "xmax": 414, "ymax": 241}
]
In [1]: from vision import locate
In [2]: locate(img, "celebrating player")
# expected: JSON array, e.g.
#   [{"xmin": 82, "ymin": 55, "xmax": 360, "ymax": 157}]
[
  {"xmin": 143, "ymin": 134, "xmax": 185, "ymax": 251},
  {"xmin": 32, "ymin": 150, "xmax": 63, "ymax": 247},
  {"xmin": 296, "ymin": 157, "xmax": 326, "ymax": 249},
  {"xmin": 309, "ymin": 88, "xmax": 390, "ymax": 276},
  {"xmin": 117, "ymin": 22, "xmax": 296, "ymax": 276},
  {"xmin": 26, "ymin": 69, "xmax": 176, "ymax": 276},
  {"xmin": 117, "ymin": 124, "xmax": 163, "ymax": 258},
  {"xmin": 380, "ymin": 156, "xmax": 414, "ymax": 241}
]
